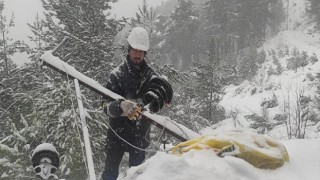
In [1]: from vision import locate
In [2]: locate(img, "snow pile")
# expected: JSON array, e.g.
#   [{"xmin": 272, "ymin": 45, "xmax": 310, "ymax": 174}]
[
  {"xmin": 197, "ymin": 129, "xmax": 286, "ymax": 159},
  {"xmin": 121, "ymin": 129, "xmax": 320, "ymax": 180}
]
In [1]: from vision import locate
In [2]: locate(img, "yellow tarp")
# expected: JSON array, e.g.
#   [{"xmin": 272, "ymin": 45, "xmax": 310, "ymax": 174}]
[{"xmin": 171, "ymin": 129, "xmax": 289, "ymax": 169}]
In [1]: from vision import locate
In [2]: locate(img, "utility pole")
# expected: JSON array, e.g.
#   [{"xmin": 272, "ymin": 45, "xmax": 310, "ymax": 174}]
[{"xmin": 74, "ymin": 79, "xmax": 97, "ymax": 180}]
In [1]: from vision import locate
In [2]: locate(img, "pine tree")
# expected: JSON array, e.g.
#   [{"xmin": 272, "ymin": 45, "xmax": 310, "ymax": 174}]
[
  {"xmin": 0, "ymin": 1, "xmax": 29, "ymax": 140},
  {"xmin": 192, "ymin": 37, "xmax": 235, "ymax": 124},
  {"xmin": 268, "ymin": 0, "xmax": 285, "ymax": 35},
  {"xmin": 199, "ymin": 0, "xmax": 235, "ymax": 53},
  {"xmin": 0, "ymin": 63, "xmax": 51, "ymax": 178},
  {"xmin": 247, "ymin": 114, "xmax": 273, "ymax": 134},
  {"xmin": 0, "ymin": 3, "xmax": 34, "ymax": 177},
  {"xmin": 162, "ymin": 0, "xmax": 200, "ymax": 70},
  {"xmin": 1, "ymin": 0, "xmax": 125, "ymax": 178},
  {"xmin": 168, "ymin": 78, "xmax": 212, "ymax": 132},
  {"xmin": 27, "ymin": 13, "xmax": 48, "ymax": 55},
  {"xmin": 202, "ymin": 0, "xmax": 234, "ymax": 34},
  {"xmin": 129, "ymin": 0, "xmax": 157, "ymax": 32},
  {"xmin": 233, "ymin": 0, "xmax": 271, "ymax": 48},
  {"xmin": 200, "ymin": 0, "xmax": 272, "ymax": 51},
  {"xmin": 237, "ymin": 47, "xmax": 259, "ymax": 80},
  {"xmin": 30, "ymin": 0, "xmax": 125, "ymax": 178},
  {"xmin": 313, "ymin": 73, "xmax": 320, "ymax": 132},
  {"xmin": 0, "ymin": 1, "xmax": 25, "ymax": 76},
  {"xmin": 306, "ymin": 0, "xmax": 320, "ymax": 30},
  {"xmin": 40, "ymin": 0, "xmax": 125, "ymax": 81}
]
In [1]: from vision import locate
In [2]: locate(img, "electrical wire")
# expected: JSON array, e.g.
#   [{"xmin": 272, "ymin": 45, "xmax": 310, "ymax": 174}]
[{"xmin": 104, "ymin": 119, "xmax": 161, "ymax": 153}]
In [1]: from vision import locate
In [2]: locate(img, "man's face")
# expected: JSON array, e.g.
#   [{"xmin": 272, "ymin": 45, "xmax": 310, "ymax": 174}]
[{"xmin": 128, "ymin": 48, "xmax": 145, "ymax": 65}]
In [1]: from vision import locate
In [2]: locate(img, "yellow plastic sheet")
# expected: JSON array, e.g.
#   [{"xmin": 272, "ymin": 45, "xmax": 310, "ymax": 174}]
[{"xmin": 171, "ymin": 129, "xmax": 289, "ymax": 169}]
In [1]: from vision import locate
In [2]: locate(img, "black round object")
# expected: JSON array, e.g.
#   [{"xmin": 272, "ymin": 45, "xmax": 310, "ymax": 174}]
[
  {"xmin": 142, "ymin": 91, "xmax": 156, "ymax": 105},
  {"xmin": 150, "ymin": 88, "xmax": 165, "ymax": 108},
  {"xmin": 143, "ymin": 91, "xmax": 161, "ymax": 112},
  {"xmin": 149, "ymin": 83, "xmax": 169, "ymax": 104},
  {"xmin": 150, "ymin": 77, "xmax": 173, "ymax": 103},
  {"xmin": 149, "ymin": 100, "xmax": 160, "ymax": 113}
]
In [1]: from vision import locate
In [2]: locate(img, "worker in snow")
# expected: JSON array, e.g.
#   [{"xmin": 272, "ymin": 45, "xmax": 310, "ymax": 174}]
[{"xmin": 101, "ymin": 27, "xmax": 173, "ymax": 180}]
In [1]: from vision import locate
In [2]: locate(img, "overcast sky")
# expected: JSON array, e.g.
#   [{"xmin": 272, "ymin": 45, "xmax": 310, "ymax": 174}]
[
  {"xmin": 2, "ymin": 0, "xmax": 168, "ymax": 66},
  {"xmin": 3, "ymin": 0, "xmax": 44, "ymax": 42},
  {"xmin": 110, "ymin": 0, "xmax": 168, "ymax": 19},
  {"xmin": 3, "ymin": 0, "xmax": 168, "ymax": 43}
]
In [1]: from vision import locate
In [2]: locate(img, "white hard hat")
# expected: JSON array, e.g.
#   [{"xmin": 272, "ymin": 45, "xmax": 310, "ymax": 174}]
[{"xmin": 127, "ymin": 27, "xmax": 150, "ymax": 51}]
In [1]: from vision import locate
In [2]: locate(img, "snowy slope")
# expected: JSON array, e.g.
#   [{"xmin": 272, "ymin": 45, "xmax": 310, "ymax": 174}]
[
  {"xmin": 122, "ymin": 138, "xmax": 320, "ymax": 180},
  {"xmin": 220, "ymin": 0, "xmax": 320, "ymax": 139}
]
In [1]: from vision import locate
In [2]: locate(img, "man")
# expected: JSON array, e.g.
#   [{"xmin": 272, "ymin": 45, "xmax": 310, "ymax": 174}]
[{"xmin": 101, "ymin": 27, "xmax": 173, "ymax": 180}]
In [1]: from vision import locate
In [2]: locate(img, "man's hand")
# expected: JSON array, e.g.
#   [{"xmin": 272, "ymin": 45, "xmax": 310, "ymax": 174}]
[{"xmin": 120, "ymin": 100, "xmax": 142, "ymax": 120}]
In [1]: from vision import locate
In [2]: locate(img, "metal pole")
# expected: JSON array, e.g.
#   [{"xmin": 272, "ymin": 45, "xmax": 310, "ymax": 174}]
[{"xmin": 74, "ymin": 79, "xmax": 96, "ymax": 180}]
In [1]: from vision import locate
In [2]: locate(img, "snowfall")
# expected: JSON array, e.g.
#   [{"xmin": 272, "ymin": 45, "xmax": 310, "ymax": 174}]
[
  {"xmin": 11, "ymin": 0, "xmax": 320, "ymax": 179},
  {"xmin": 118, "ymin": 1, "xmax": 320, "ymax": 180}
]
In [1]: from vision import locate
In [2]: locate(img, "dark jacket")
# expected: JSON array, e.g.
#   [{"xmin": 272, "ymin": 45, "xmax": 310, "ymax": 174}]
[{"xmin": 104, "ymin": 56, "xmax": 156, "ymax": 148}]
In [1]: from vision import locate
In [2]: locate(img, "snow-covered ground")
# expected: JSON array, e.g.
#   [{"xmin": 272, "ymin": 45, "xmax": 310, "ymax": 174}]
[
  {"xmin": 220, "ymin": 0, "xmax": 320, "ymax": 140},
  {"xmin": 121, "ymin": 136, "xmax": 320, "ymax": 180}
]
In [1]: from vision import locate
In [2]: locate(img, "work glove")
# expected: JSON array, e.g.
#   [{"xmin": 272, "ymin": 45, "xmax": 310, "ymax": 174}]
[
  {"xmin": 102, "ymin": 99, "xmax": 142, "ymax": 121},
  {"xmin": 120, "ymin": 100, "xmax": 142, "ymax": 120}
]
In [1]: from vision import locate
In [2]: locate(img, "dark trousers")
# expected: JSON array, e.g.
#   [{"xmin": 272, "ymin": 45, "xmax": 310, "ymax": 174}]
[{"xmin": 102, "ymin": 137, "xmax": 146, "ymax": 180}]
